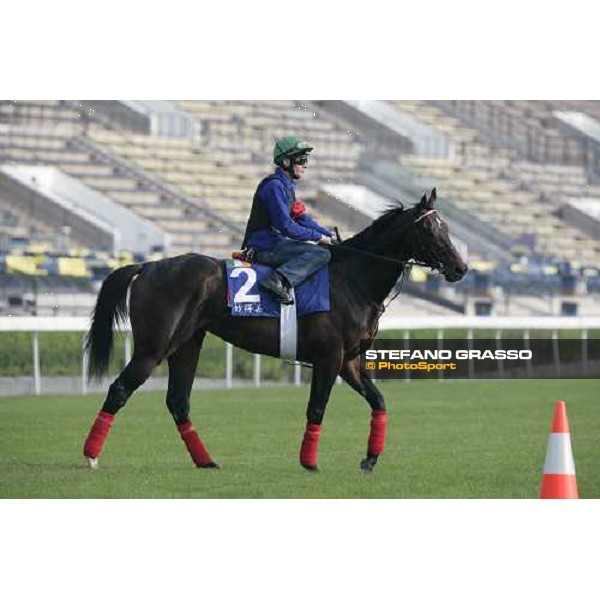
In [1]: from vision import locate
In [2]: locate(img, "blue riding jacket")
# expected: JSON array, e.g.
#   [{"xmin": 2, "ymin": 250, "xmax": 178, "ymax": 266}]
[{"xmin": 244, "ymin": 167, "xmax": 333, "ymax": 251}]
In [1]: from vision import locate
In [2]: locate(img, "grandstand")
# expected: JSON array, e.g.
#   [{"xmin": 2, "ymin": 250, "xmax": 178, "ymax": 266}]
[
  {"xmin": 1, "ymin": 99, "xmax": 600, "ymax": 318},
  {"xmin": 386, "ymin": 100, "xmax": 600, "ymax": 265},
  {"xmin": 0, "ymin": 101, "xmax": 238, "ymax": 257}
]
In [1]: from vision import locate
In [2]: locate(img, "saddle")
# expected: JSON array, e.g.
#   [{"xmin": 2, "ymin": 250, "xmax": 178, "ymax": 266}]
[{"xmin": 231, "ymin": 248, "xmax": 257, "ymax": 263}]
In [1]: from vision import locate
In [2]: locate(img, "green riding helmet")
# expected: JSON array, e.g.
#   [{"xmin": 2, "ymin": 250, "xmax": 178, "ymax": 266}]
[{"xmin": 273, "ymin": 136, "xmax": 314, "ymax": 164}]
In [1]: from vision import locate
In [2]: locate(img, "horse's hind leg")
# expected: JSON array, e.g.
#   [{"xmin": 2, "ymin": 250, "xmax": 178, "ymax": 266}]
[
  {"xmin": 83, "ymin": 354, "xmax": 157, "ymax": 468},
  {"xmin": 339, "ymin": 358, "xmax": 387, "ymax": 474},
  {"xmin": 166, "ymin": 331, "xmax": 218, "ymax": 468}
]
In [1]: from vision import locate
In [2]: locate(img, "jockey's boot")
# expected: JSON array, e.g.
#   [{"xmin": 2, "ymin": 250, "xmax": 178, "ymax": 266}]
[{"xmin": 260, "ymin": 272, "xmax": 294, "ymax": 305}]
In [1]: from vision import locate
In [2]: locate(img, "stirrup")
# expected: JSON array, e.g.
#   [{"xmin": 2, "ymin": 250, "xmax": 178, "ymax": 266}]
[{"xmin": 260, "ymin": 273, "xmax": 294, "ymax": 304}]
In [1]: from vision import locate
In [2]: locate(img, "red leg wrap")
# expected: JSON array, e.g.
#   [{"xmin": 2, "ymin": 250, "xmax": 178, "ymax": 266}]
[
  {"xmin": 178, "ymin": 421, "xmax": 213, "ymax": 467},
  {"xmin": 368, "ymin": 410, "xmax": 387, "ymax": 456},
  {"xmin": 300, "ymin": 422, "xmax": 321, "ymax": 467},
  {"xmin": 83, "ymin": 411, "xmax": 115, "ymax": 459}
]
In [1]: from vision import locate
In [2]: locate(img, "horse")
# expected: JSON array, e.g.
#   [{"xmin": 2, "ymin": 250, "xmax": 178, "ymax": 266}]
[{"xmin": 83, "ymin": 188, "xmax": 467, "ymax": 473}]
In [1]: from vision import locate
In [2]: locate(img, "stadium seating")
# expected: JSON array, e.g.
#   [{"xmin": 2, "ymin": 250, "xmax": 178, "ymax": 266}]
[
  {"xmin": 426, "ymin": 100, "xmax": 586, "ymax": 164},
  {"xmin": 3, "ymin": 98, "xmax": 600, "ymax": 318},
  {"xmin": 1, "ymin": 103, "xmax": 237, "ymax": 256},
  {"xmin": 2, "ymin": 100, "xmax": 362, "ymax": 260},
  {"xmin": 390, "ymin": 101, "xmax": 600, "ymax": 266},
  {"xmin": 76, "ymin": 101, "xmax": 362, "ymax": 246}
]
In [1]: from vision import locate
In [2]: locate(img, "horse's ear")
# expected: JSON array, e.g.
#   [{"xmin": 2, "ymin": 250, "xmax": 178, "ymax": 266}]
[
  {"xmin": 428, "ymin": 187, "xmax": 437, "ymax": 207},
  {"xmin": 419, "ymin": 193, "xmax": 427, "ymax": 208}
]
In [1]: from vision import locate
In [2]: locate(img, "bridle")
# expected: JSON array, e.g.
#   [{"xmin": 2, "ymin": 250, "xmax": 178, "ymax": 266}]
[
  {"xmin": 410, "ymin": 209, "xmax": 446, "ymax": 273},
  {"xmin": 331, "ymin": 208, "xmax": 449, "ymax": 315}
]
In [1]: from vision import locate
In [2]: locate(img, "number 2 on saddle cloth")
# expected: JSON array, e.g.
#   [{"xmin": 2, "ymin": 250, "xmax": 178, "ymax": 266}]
[{"xmin": 226, "ymin": 260, "xmax": 330, "ymax": 318}]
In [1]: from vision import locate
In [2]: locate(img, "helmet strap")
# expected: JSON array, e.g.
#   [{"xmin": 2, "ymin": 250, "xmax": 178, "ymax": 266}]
[{"xmin": 280, "ymin": 157, "xmax": 297, "ymax": 179}]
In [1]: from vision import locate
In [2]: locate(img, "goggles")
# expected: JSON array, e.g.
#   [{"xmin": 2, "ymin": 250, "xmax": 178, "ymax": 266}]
[{"xmin": 292, "ymin": 155, "xmax": 309, "ymax": 166}]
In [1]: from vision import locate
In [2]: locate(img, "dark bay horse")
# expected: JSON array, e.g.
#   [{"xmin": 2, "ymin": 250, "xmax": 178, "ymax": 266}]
[{"xmin": 83, "ymin": 188, "xmax": 467, "ymax": 473}]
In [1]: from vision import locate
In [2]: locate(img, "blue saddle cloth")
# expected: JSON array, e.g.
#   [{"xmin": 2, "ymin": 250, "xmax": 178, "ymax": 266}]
[{"xmin": 225, "ymin": 259, "xmax": 330, "ymax": 317}]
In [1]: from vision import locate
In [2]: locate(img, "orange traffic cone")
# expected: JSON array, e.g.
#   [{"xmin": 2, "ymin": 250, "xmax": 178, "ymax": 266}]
[{"xmin": 539, "ymin": 400, "xmax": 578, "ymax": 499}]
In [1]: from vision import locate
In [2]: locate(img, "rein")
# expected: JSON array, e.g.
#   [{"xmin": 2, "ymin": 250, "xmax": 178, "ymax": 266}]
[
  {"xmin": 333, "ymin": 209, "xmax": 441, "ymax": 270},
  {"xmin": 381, "ymin": 262, "xmax": 412, "ymax": 313},
  {"xmin": 333, "ymin": 244, "xmax": 430, "ymax": 268},
  {"xmin": 333, "ymin": 208, "xmax": 444, "ymax": 316}
]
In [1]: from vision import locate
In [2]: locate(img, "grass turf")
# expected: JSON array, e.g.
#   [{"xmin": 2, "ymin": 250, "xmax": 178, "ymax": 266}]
[{"xmin": 1, "ymin": 379, "xmax": 598, "ymax": 498}]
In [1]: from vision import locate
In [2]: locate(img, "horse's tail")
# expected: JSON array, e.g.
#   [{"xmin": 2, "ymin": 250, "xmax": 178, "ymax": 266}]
[{"xmin": 86, "ymin": 263, "xmax": 144, "ymax": 380}]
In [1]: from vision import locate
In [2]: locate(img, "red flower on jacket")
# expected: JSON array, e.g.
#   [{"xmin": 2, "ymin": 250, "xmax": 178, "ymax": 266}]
[{"xmin": 291, "ymin": 200, "xmax": 306, "ymax": 219}]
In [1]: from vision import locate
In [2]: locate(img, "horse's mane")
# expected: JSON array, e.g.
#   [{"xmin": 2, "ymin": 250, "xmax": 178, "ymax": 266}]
[{"xmin": 340, "ymin": 203, "xmax": 414, "ymax": 250}]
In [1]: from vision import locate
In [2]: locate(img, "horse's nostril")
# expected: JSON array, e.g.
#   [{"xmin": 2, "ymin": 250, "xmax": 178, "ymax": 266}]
[{"xmin": 451, "ymin": 265, "xmax": 467, "ymax": 280}]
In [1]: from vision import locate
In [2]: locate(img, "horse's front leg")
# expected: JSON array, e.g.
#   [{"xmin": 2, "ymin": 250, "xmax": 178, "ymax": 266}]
[
  {"xmin": 300, "ymin": 355, "xmax": 343, "ymax": 471},
  {"xmin": 339, "ymin": 358, "xmax": 387, "ymax": 474}
]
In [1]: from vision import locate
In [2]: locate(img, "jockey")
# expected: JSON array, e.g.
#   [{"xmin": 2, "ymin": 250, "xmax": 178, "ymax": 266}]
[{"xmin": 242, "ymin": 135, "xmax": 335, "ymax": 304}]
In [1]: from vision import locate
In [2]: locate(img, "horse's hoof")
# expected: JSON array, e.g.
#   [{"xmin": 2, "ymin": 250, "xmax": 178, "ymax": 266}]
[
  {"xmin": 360, "ymin": 456, "xmax": 378, "ymax": 475},
  {"xmin": 301, "ymin": 463, "xmax": 319, "ymax": 472},
  {"xmin": 86, "ymin": 457, "xmax": 98, "ymax": 470},
  {"xmin": 360, "ymin": 459, "xmax": 373, "ymax": 474},
  {"xmin": 198, "ymin": 461, "xmax": 220, "ymax": 469}
]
